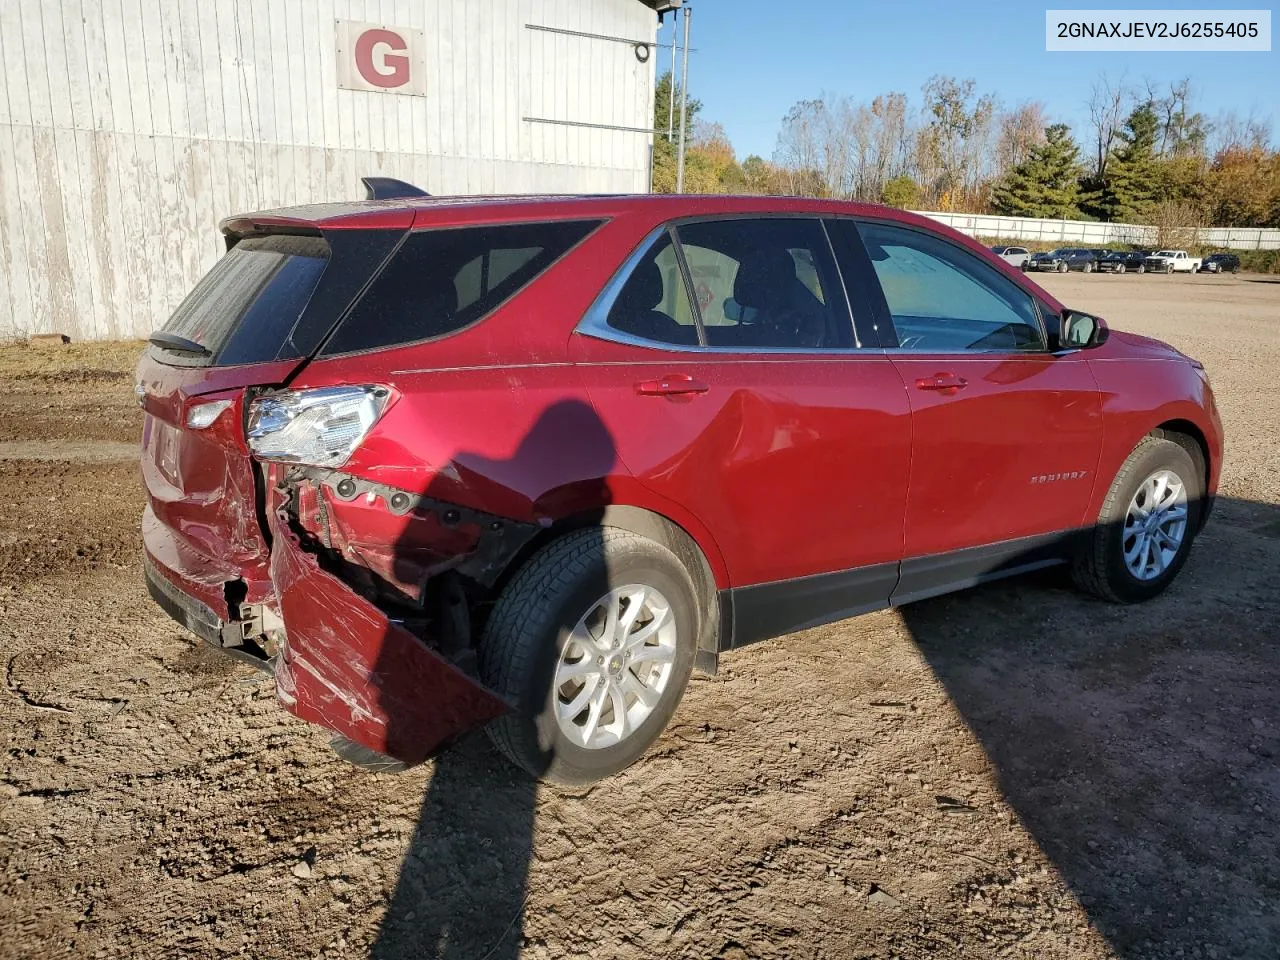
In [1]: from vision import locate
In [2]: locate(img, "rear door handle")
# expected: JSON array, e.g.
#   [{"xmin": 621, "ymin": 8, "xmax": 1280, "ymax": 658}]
[
  {"xmin": 914, "ymin": 373, "xmax": 969, "ymax": 394},
  {"xmin": 635, "ymin": 374, "xmax": 710, "ymax": 397}
]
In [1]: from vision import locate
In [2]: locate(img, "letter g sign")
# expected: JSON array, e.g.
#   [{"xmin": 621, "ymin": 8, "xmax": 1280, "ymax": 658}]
[
  {"xmin": 355, "ymin": 29, "xmax": 409, "ymax": 88},
  {"xmin": 336, "ymin": 20, "xmax": 426, "ymax": 96}
]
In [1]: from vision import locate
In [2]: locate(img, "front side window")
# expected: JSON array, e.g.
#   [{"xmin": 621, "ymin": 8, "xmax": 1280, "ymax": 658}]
[
  {"xmin": 857, "ymin": 222, "xmax": 1045, "ymax": 352},
  {"xmin": 673, "ymin": 218, "xmax": 852, "ymax": 349}
]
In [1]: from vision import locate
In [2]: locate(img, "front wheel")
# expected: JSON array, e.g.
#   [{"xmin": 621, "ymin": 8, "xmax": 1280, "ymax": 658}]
[
  {"xmin": 1116, "ymin": 264, "xmax": 1126, "ymax": 274},
  {"xmin": 1073, "ymin": 436, "xmax": 1202, "ymax": 603},
  {"xmin": 1057, "ymin": 262, "xmax": 1068, "ymax": 273},
  {"xmin": 1083, "ymin": 261, "xmax": 1093, "ymax": 273},
  {"xmin": 1136, "ymin": 264, "xmax": 1145, "ymax": 274},
  {"xmin": 479, "ymin": 528, "xmax": 698, "ymax": 784}
]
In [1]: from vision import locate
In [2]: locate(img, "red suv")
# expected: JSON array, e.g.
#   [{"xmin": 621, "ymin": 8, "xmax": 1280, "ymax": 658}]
[{"xmin": 138, "ymin": 193, "xmax": 1222, "ymax": 783}]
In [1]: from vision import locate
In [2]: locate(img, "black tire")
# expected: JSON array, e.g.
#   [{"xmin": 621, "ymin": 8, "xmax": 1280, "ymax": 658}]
[
  {"xmin": 1083, "ymin": 261, "xmax": 1093, "ymax": 273},
  {"xmin": 1057, "ymin": 262, "xmax": 1068, "ymax": 273},
  {"xmin": 1137, "ymin": 264, "xmax": 1145, "ymax": 274},
  {"xmin": 1072, "ymin": 436, "xmax": 1203, "ymax": 604},
  {"xmin": 479, "ymin": 528, "xmax": 698, "ymax": 784},
  {"xmin": 1116, "ymin": 264, "xmax": 1125, "ymax": 274}
]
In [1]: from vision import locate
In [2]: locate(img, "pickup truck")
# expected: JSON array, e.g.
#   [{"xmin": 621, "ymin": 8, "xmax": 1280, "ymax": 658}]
[{"xmin": 1144, "ymin": 250, "xmax": 1202, "ymax": 274}]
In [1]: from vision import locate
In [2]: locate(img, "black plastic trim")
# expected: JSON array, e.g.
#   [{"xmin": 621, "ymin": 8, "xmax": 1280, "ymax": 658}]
[
  {"xmin": 891, "ymin": 532, "xmax": 1077, "ymax": 606},
  {"xmin": 725, "ymin": 561, "xmax": 900, "ymax": 649},
  {"xmin": 721, "ymin": 531, "xmax": 1084, "ymax": 649}
]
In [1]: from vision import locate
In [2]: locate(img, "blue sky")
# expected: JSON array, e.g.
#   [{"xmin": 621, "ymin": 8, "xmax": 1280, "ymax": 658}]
[{"xmin": 655, "ymin": 1, "xmax": 1278, "ymax": 159}]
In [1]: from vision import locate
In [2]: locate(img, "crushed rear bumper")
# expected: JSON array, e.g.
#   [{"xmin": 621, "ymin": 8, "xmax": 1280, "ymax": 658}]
[
  {"xmin": 143, "ymin": 504, "xmax": 510, "ymax": 766},
  {"xmin": 267, "ymin": 519, "xmax": 510, "ymax": 765}
]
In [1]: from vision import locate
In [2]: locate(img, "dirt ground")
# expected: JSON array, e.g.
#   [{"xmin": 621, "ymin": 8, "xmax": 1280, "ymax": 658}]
[{"xmin": 1, "ymin": 273, "xmax": 1277, "ymax": 960}]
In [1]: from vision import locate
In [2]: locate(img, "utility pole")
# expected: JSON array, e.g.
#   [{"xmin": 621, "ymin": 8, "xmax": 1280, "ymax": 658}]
[
  {"xmin": 675, "ymin": 6, "xmax": 692, "ymax": 193},
  {"xmin": 667, "ymin": 16, "xmax": 676, "ymax": 141}
]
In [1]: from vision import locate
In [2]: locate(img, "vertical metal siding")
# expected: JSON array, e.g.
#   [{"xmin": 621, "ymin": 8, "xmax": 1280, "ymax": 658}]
[{"xmin": 0, "ymin": 0, "xmax": 657, "ymax": 340}]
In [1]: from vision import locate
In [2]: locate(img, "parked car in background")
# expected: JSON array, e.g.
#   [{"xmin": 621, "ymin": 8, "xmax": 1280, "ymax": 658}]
[
  {"xmin": 1026, "ymin": 248, "xmax": 1101, "ymax": 273},
  {"xmin": 1199, "ymin": 253, "xmax": 1240, "ymax": 274},
  {"xmin": 1097, "ymin": 251, "xmax": 1152, "ymax": 274},
  {"xmin": 989, "ymin": 245, "xmax": 1031, "ymax": 269},
  {"xmin": 1145, "ymin": 250, "xmax": 1202, "ymax": 274},
  {"xmin": 136, "ymin": 191, "xmax": 1223, "ymax": 783}
]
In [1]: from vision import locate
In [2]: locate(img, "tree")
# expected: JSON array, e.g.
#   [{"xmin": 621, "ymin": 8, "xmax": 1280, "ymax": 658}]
[
  {"xmin": 741, "ymin": 155, "xmax": 786, "ymax": 195},
  {"xmin": 919, "ymin": 76, "xmax": 995, "ymax": 209},
  {"xmin": 881, "ymin": 175, "xmax": 921, "ymax": 209},
  {"xmin": 1155, "ymin": 78, "xmax": 1207, "ymax": 158},
  {"xmin": 990, "ymin": 123, "xmax": 1082, "ymax": 218},
  {"xmin": 995, "ymin": 102, "xmax": 1048, "ymax": 179},
  {"xmin": 1086, "ymin": 73, "xmax": 1132, "ymax": 180},
  {"xmin": 1097, "ymin": 101, "xmax": 1162, "ymax": 222},
  {"xmin": 651, "ymin": 71, "xmax": 702, "ymax": 193},
  {"xmin": 1205, "ymin": 146, "xmax": 1279, "ymax": 226}
]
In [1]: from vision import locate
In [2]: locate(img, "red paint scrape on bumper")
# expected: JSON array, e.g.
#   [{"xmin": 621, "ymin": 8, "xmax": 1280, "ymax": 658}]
[{"xmin": 268, "ymin": 524, "xmax": 509, "ymax": 765}]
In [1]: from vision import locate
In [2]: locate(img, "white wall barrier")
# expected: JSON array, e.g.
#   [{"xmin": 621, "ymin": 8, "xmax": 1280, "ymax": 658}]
[{"xmin": 915, "ymin": 212, "xmax": 1280, "ymax": 251}]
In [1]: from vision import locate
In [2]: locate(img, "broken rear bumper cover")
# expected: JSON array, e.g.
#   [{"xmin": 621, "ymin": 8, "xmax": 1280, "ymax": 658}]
[{"xmin": 142, "ymin": 505, "xmax": 510, "ymax": 766}]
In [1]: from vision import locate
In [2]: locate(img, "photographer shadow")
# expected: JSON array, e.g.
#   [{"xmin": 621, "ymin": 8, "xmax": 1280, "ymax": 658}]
[{"xmin": 369, "ymin": 399, "xmax": 616, "ymax": 959}]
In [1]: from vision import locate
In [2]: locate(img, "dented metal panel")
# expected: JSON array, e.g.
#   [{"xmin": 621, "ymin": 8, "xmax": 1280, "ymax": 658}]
[{"xmin": 268, "ymin": 507, "xmax": 509, "ymax": 765}]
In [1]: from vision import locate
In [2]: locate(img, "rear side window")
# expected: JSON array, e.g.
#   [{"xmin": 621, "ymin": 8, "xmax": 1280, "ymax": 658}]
[
  {"xmin": 322, "ymin": 220, "xmax": 601, "ymax": 355},
  {"xmin": 606, "ymin": 233, "xmax": 699, "ymax": 346},
  {"xmin": 160, "ymin": 235, "xmax": 330, "ymax": 365},
  {"xmin": 673, "ymin": 218, "xmax": 852, "ymax": 349}
]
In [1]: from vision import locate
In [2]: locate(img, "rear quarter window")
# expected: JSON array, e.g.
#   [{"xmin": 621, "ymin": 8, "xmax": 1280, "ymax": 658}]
[{"xmin": 321, "ymin": 220, "xmax": 602, "ymax": 355}]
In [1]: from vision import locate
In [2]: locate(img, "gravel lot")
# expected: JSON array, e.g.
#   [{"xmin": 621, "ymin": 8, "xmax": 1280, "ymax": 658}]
[{"xmin": 1, "ymin": 272, "xmax": 1277, "ymax": 960}]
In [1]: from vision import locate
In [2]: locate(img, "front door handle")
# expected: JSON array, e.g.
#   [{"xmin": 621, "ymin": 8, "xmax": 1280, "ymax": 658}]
[
  {"xmin": 914, "ymin": 373, "xmax": 968, "ymax": 395},
  {"xmin": 635, "ymin": 374, "xmax": 710, "ymax": 397}
]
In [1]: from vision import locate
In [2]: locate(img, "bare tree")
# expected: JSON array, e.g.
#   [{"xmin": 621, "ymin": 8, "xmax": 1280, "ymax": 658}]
[
  {"xmin": 775, "ymin": 99, "xmax": 827, "ymax": 195},
  {"xmin": 995, "ymin": 102, "xmax": 1047, "ymax": 178},
  {"xmin": 1155, "ymin": 78, "xmax": 1208, "ymax": 158},
  {"xmin": 1209, "ymin": 110, "xmax": 1273, "ymax": 154},
  {"xmin": 1086, "ymin": 73, "xmax": 1132, "ymax": 179}
]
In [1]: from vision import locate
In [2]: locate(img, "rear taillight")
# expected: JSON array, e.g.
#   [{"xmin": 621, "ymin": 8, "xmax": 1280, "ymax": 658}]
[
  {"xmin": 246, "ymin": 385, "xmax": 392, "ymax": 467},
  {"xmin": 186, "ymin": 399, "xmax": 233, "ymax": 429}
]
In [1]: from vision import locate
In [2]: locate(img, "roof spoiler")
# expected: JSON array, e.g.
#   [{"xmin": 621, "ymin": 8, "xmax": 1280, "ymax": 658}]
[{"xmin": 361, "ymin": 176, "xmax": 430, "ymax": 201}]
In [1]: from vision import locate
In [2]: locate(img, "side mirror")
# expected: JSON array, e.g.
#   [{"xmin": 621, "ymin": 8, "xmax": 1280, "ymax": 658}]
[{"xmin": 1060, "ymin": 309, "xmax": 1107, "ymax": 349}]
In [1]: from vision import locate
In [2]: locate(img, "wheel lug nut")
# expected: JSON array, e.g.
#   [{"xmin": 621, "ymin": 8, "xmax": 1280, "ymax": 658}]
[{"xmin": 596, "ymin": 656, "xmax": 604, "ymax": 665}]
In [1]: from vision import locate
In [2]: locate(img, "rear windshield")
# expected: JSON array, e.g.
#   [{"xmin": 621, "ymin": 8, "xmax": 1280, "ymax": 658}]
[
  {"xmin": 158, "ymin": 235, "xmax": 330, "ymax": 365},
  {"xmin": 320, "ymin": 220, "xmax": 602, "ymax": 355}
]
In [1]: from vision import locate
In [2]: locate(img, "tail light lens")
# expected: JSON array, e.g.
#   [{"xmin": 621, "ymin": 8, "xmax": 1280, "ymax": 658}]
[{"xmin": 247, "ymin": 385, "xmax": 392, "ymax": 467}]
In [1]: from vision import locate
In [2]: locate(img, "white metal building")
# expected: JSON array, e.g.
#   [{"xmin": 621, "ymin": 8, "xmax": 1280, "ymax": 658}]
[{"xmin": 0, "ymin": 0, "xmax": 667, "ymax": 341}]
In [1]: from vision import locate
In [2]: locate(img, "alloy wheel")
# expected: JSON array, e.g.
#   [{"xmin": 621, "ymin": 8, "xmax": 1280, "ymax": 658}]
[
  {"xmin": 553, "ymin": 585, "xmax": 678, "ymax": 749},
  {"xmin": 1122, "ymin": 469, "xmax": 1189, "ymax": 581}
]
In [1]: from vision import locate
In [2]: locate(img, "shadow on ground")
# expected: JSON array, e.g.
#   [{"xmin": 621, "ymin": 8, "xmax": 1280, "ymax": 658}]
[{"xmin": 901, "ymin": 495, "xmax": 1280, "ymax": 958}]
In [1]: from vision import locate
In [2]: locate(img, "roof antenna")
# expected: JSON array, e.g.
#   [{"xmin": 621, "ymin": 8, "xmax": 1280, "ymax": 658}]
[{"xmin": 361, "ymin": 177, "xmax": 430, "ymax": 201}]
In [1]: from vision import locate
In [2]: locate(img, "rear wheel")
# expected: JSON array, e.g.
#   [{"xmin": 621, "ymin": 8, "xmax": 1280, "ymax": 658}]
[
  {"xmin": 1073, "ymin": 436, "xmax": 1202, "ymax": 604},
  {"xmin": 1083, "ymin": 261, "xmax": 1093, "ymax": 273},
  {"xmin": 1136, "ymin": 263, "xmax": 1145, "ymax": 274},
  {"xmin": 479, "ymin": 528, "xmax": 697, "ymax": 784}
]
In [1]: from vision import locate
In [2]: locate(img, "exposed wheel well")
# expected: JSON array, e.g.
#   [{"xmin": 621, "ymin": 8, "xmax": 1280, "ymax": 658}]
[
  {"xmin": 493, "ymin": 506, "xmax": 724, "ymax": 672},
  {"xmin": 1151, "ymin": 420, "xmax": 1211, "ymax": 530}
]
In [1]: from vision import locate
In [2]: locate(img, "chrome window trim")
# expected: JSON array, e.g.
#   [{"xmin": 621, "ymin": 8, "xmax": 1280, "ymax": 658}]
[{"xmin": 574, "ymin": 216, "xmax": 867, "ymax": 355}]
